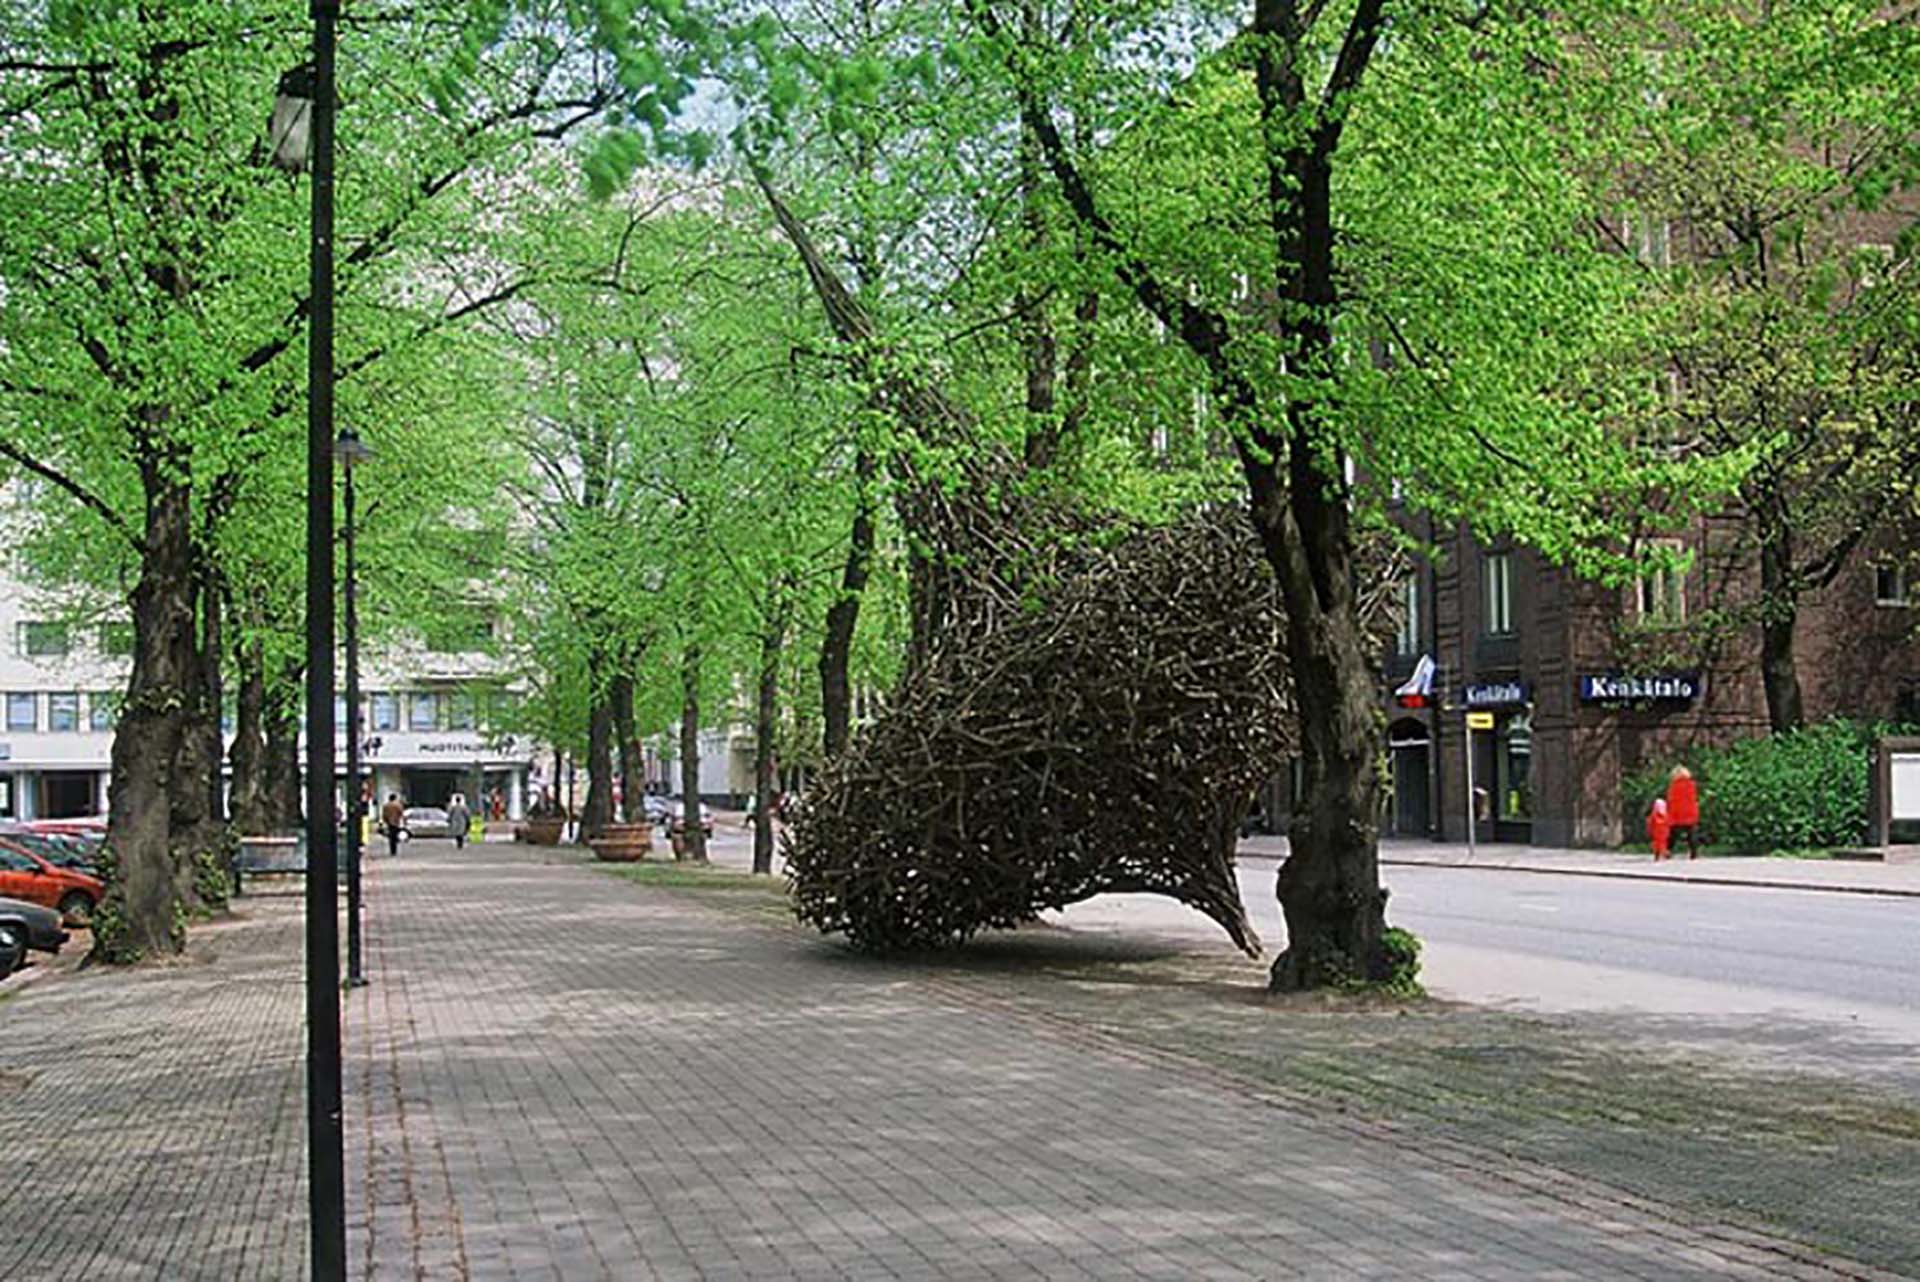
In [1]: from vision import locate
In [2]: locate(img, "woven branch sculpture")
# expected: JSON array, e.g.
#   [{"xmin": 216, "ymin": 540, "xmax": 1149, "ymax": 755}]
[{"xmin": 786, "ymin": 506, "xmax": 1301, "ymax": 957}]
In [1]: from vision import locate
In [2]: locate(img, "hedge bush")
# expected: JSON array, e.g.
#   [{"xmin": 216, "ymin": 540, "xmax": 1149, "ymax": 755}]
[{"xmin": 1624, "ymin": 718, "xmax": 1904, "ymax": 854}]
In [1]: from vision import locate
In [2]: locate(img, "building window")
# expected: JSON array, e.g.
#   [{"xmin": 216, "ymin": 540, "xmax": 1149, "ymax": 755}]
[
  {"xmin": 1395, "ymin": 575, "xmax": 1421, "ymax": 656},
  {"xmin": 19, "ymin": 622, "xmax": 70, "ymax": 657},
  {"xmin": 371, "ymin": 693, "xmax": 399, "ymax": 732},
  {"xmin": 1637, "ymin": 540, "xmax": 1687, "ymax": 624},
  {"xmin": 90, "ymin": 692, "xmax": 120, "ymax": 732},
  {"xmin": 98, "ymin": 622, "xmax": 135, "ymax": 656},
  {"xmin": 448, "ymin": 692, "xmax": 476, "ymax": 731},
  {"xmin": 1498, "ymin": 714, "xmax": 1533, "ymax": 821},
  {"xmin": 409, "ymin": 692, "xmax": 440, "ymax": 731},
  {"xmin": 48, "ymin": 692, "xmax": 79, "ymax": 732},
  {"xmin": 7, "ymin": 693, "xmax": 36, "ymax": 731},
  {"xmin": 1876, "ymin": 566, "xmax": 1911, "ymax": 607},
  {"xmin": 1483, "ymin": 553, "xmax": 1514, "ymax": 636}
]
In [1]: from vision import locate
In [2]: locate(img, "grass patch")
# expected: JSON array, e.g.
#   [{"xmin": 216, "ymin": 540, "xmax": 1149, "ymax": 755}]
[{"xmin": 600, "ymin": 861, "xmax": 788, "ymax": 896}]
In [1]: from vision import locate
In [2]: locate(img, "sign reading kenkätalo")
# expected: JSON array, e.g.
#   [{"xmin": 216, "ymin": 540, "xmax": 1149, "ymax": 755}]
[
  {"xmin": 1463, "ymin": 679, "xmax": 1529, "ymax": 708},
  {"xmin": 1578, "ymin": 672, "xmax": 1701, "ymax": 705}
]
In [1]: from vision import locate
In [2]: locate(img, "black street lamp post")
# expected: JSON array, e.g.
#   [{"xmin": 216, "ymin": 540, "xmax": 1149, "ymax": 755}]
[
  {"xmin": 273, "ymin": 2, "xmax": 347, "ymax": 1276},
  {"xmin": 337, "ymin": 428, "xmax": 373, "ymax": 989}
]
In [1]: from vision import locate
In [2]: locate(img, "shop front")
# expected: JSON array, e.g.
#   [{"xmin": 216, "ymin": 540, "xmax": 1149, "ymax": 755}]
[
  {"xmin": 1464, "ymin": 680, "xmax": 1532, "ymax": 843},
  {"xmin": 364, "ymin": 730, "xmax": 530, "ymax": 821}
]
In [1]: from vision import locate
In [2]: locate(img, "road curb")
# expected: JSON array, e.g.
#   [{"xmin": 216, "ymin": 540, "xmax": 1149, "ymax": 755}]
[{"xmin": 1374, "ymin": 858, "xmax": 1920, "ymax": 900}]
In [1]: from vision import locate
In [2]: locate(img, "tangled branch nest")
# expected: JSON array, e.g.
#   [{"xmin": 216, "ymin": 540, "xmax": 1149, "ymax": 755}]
[{"xmin": 786, "ymin": 505, "xmax": 1299, "ymax": 956}]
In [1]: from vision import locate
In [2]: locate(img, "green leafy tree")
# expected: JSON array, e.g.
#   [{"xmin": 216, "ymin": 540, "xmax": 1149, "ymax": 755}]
[
  {"xmin": 0, "ymin": 1, "xmax": 616, "ymax": 958},
  {"xmin": 1567, "ymin": 0, "xmax": 1920, "ymax": 731}
]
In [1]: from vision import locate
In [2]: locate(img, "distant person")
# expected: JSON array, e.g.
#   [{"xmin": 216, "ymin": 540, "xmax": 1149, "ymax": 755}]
[
  {"xmin": 1666, "ymin": 765, "xmax": 1700, "ymax": 860},
  {"xmin": 447, "ymin": 792, "xmax": 471, "ymax": 851},
  {"xmin": 381, "ymin": 793, "xmax": 406, "ymax": 858},
  {"xmin": 489, "ymin": 787, "xmax": 505, "ymax": 821},
  {"xmin": 1646, "ymin": 795, "xmax": 1671, "ymax": 861}
]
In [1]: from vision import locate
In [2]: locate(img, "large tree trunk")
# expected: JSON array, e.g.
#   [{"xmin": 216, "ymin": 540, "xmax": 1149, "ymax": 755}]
[
  {"xmin": 169, "ymin": 567, "xmax": 230, "ymax": 914},
  {"xmin": 263, "ymin": 659, "xmax": 304, "ymax": 830},
  {"xmin": 820, "ymin": 450, "xmax": 876, "ymax": 758},
  {"xmin": 677, "ymin": 645, "xmax": 707, "ymax": 862},
  {"xmin": 611, "ymin": 670, "xmax": 643, "ymax": 822},
  {"xmin": 753, "ymin": 598, "xmax": 790, "ymax": 876},
  {"xmin": 1758, "ymin": 526, "xmax": 1805, "ymax": 733},
  {"xmin": 96, "ymin": 481, "xmax": 197, "ymax": 963},
  {"xmin": 1263, "ymin": 513, "xmax": 1388, "ymax": 992},
  {"xmin": 228, "ymin": 636, "xmax": 270, "ymax": 835},
  {"xmin": 582, "ymin": 652, "xmax": 614, "ymax": 841}
]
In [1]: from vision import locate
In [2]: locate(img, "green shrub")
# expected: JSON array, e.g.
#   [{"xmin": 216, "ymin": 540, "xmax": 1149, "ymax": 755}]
[
  {"xmin": 1377, "ymin": 927, "xmax": 1424, "ymax": 997},
  {"xmin": 1624, "ymin": 718, "xmax": 1906, "ymax": 854}
]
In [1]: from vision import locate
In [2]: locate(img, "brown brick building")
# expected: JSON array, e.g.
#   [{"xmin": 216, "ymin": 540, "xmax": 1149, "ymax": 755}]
[{"xmin": 1377, "ymin": 513, "xmax": 1920, "ymax": 847}]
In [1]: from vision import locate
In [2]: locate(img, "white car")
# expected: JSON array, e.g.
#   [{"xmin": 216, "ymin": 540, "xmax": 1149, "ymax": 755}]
[
  {"xmin": 403, "ymin": 806, "xmax": 453, "ymax": 838},
  {"xmin": 639, "ymin": 794, "xmax": 713, "ymax": 836}
]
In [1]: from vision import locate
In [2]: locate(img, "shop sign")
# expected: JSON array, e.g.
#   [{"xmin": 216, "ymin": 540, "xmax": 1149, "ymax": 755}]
[
  {"xmin": 1578, "ymin": 672, "xmax": 1701, "ymax": 705},
  {"xmin": 419, "ymin": 738, "xmax": 489, "ymax": 756},
  {"xmin": 1465, "ymin": 711, "xmax": 1495, "ymax": 730},
  {"xmin": 1463, "ymin": 679, "xmax": 1529, "ymax": 708}
]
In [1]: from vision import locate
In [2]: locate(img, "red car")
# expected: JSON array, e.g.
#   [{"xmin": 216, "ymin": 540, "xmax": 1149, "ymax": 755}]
[{"xmin": 0, "ymin": 837, "xmax": 103, "ymax": 926}]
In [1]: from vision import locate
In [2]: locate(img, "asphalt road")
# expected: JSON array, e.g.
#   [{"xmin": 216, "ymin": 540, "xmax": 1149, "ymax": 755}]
[{"xmin": 1050, "ymin": 862, "xmax": 1920, "ymax": 1093}]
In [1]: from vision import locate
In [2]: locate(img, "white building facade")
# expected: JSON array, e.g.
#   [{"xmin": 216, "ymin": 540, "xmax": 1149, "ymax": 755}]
[{"xmin": 0, "ymin": 568, "xmax": 540, "ymax": 823}]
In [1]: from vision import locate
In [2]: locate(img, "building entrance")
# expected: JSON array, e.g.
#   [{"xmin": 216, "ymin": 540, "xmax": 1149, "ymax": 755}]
[
  {"xmin": 1388, "ymin": 720, "xmax": 1431, "ymax": 838},
  {"xmin": 39, "ymin": 771, "xmax": 97, "ymax": 818},
  {"xmin": 400, "ymin": 769, "xmax": 465, "ymax": 809},
  {"xmin": 1471, "ymin": 711, "xmax": 1534, "ymax": 842}
]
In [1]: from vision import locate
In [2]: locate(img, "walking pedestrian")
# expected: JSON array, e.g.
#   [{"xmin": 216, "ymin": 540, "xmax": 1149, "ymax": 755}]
[
  {"xmin": 381, "ymin": 793, "xmax": 406, "ymax": 858},
  {"xmin": 1666, "ymin": 765, "xmax": 1700, "ymax": 860},
  {"xmin": 1647, "ymin": 795, "xmax": 1670, "ymax": 861},
  {"xmin": 447, "ymin": 792, "xmax": 472, "ymax": 851}
]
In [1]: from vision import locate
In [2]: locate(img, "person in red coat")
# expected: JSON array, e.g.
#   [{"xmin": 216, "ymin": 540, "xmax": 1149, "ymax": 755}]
[
  {"xmin": 1647, "ymin": 796, "xmax": 1671, "ymax": 861},
  {"xmin": 1666, "ymin": 765, "xmax": 1700, "ymax": 860}
]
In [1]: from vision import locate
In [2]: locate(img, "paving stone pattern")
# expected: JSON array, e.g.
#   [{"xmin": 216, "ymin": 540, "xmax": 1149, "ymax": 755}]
[
  {"xmin": 0, "ymin": 898, "xmax": 308, "ymax": 1280},
  {"xmin": 353, "ymin": 843, "xmax": 1900, "ymax": 1281},
  {"xmin": 1, "ymin": 840, "xmax": 1901, "ymax": 1280}
]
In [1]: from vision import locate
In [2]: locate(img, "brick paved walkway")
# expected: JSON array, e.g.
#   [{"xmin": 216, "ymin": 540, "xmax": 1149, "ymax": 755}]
[
  {"xmin": 1, "ymin": 839, "xmax": 1904, "ymax": 1279},
  {"xmin": 349, "ymin": 843, "xmax": 1898, "ymax": 1281},
  {"xmin": 0, "ymin": 895, "xmax": 308, "ymax": 1279}
]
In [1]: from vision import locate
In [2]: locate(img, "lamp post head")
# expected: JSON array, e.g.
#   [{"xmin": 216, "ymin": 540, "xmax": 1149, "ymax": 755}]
[
  {"xmin": 268, "ymin": 63, "xmax": 316, "ymax": 173},
  {"xmin": 332, "ymin": 428, "xmax": 374, "ymax": 467}
]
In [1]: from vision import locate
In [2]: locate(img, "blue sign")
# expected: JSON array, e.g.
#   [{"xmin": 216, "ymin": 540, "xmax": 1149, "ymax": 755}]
[
  {"xmin": 1579, "ymin": 672, "xmax": 1701, "ymax": 705},
  {"xmin": 1464, "ymin": 680, "xmax": 1529, "ymax": 708}
]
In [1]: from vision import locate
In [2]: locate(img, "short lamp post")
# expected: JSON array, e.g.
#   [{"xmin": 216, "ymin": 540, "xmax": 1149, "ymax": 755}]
[
  {"xmin": 272, "ymin": 3, "xmax": 347, "ymax": 1277},
  {"xmin": 336, "ymin": 427, "xmax": 373, "ymax": 990}
]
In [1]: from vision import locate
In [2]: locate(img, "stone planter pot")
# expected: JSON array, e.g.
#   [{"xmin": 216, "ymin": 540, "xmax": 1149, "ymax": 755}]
[
  {"xmin": 521, "ymin": 816, "xmax": 566, "ymax": 846},
  {"xmin": 589, "ymin": 821, "xmax": 653, "ymax": 863}
]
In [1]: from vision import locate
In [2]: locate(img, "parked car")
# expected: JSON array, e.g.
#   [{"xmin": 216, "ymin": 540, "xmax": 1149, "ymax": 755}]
[
  {"xmin": 0, "ymin": 828, "xmax": 102, "ymax": 879},
  {"xmin": 403, "ymin": 806, "xmax": 454, "ymax": 838},
  {"xmin": 0, "ymin": 838, "xmax": 103, "ymax": 926},
  {"xmin": 0, "ymin": 896, "xmax": 68, "ymax": 979},
  {"xmin": 26, "ymin": 818, "xmax": 107, "ymax": 839}
]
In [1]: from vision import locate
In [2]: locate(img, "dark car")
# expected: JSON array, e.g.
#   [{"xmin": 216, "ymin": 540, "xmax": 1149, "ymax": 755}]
[{"xmin": 0, "ymin": 895, "xmax": 68, "ymax": 979}]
